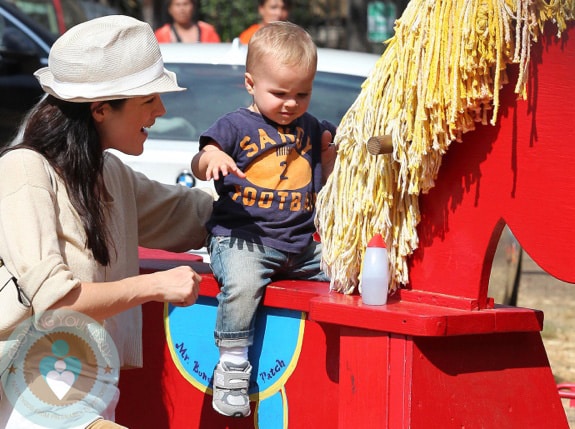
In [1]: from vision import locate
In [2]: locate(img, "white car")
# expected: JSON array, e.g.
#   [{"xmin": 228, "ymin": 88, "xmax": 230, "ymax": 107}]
[{"xmin": 110, "ymin": 40, "xmax": 380, "ymax": 189}]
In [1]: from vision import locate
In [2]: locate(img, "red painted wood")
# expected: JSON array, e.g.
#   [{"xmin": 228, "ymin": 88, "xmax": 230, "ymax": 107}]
[
  {"xmin": 116, "ymin": 23, "xmax": 574, "ymax": 429},
  {"xmin": 139, "ymin": 264, "xmax": 547, "ymax": 337},
  {"xmin": 336, "ymin": 331, "xmax": 567, "ymax": 428},
  {"xmin": 338, "ymin": 328, "xmax": 391, "ymax": 426},
  {"xmin": 408, "ymin": 27, "xmax": 575, "ymax": 304},
  {"xmin": 118, "ymin": 300, "xmax": 341, "ymax": 428},
  {"xmin": 116, "ymin": 299, "xmax": 564, "ymax": 427},
  {"xmin": 116, "ymin": 301, "xmax": 170, "ymax": 428},
  {"xmin": 310, "ymin": 294, "xmax": 543, "ymax": 336},
  {"xmin": 409, "ymin": 333, "xmax": 565, "ymax": 427},
  {"xmin": 558, "ymin": 383, "xmax": 575, "ymax": 407}
]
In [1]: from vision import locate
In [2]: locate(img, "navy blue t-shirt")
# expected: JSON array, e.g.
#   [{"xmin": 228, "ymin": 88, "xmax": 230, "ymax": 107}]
[{"xmin": 199, "ymin": 108, "xmax": 336, "ymax": 253}]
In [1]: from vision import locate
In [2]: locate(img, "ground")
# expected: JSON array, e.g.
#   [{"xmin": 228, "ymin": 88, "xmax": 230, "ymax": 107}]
[{"xmin": 516, "ymin": 254, "xmax": 575, "ymax": 426}]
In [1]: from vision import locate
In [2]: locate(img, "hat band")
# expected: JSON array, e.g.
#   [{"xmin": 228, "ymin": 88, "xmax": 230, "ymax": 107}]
[{"xmin": 51, "ymin": 57, "xmax": 166, "ymax": 98}]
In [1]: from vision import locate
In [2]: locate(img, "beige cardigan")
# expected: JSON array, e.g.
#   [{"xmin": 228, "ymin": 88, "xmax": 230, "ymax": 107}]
[{"xmin": 0, "ymin": 149, "xmax": 213, "ymax": 367}]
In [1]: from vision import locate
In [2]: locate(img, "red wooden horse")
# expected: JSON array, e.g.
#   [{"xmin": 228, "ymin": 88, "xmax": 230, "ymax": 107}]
[
  {"xmin": 409, "ymin": 25, "xmax": 575, "ymax": 305},
  {"xmin": 116, "ymin": 23, "xmax": 574, "ymax": 429}
]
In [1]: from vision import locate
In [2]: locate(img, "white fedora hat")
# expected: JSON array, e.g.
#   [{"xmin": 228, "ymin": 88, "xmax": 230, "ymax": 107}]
[{"xmin": 34, "ymin": 15, "xmax": 185, "ymax": 102}]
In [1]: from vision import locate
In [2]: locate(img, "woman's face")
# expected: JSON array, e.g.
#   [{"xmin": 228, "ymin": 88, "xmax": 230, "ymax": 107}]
[
  {"xmin": 169, "ymin": 0, "xmax": 194, "ymax": 25},
  {"xmin": 94, "ymin": 95, "xmax": 166, "ymax": 155},
  {"xmin": 259, "ymin": 0, "xmax": 289, "ymax": 25}
]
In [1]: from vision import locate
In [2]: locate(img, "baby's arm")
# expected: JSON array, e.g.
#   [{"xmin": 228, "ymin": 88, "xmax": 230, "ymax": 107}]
[
  {"xmin": 191, "ymin": 141, "xmax": 246, "ymax": 181},
  {"xmin": 320, "ymin": 129, "xmax": 337, "ymax": 184}
]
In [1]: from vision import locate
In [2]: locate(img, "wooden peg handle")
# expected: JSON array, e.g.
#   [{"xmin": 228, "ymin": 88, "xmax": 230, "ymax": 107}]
[{"xmin": 367, "ymin": 135, "xmax": 393, "ymax": 155}]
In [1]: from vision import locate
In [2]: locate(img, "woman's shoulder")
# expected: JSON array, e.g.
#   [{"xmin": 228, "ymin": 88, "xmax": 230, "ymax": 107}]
[
  {"xmin": 0, "ymin": 147, "xmax": 47, "ymax": 172},
  {"xmin": 0, "ymin": 148, "xmax": 54, "ymax": 193},
  {"xmin": 103, "ymin": 151, "xmax": 155, "ymax": 193},
  {"xmin": 154, "ymin": 24, "xmax": 172, "ymax": 43},
  {"xmin": 240, "ymin": 23, "xmax": 261, "ymax": 34},
  {"xmin": 1, "ymin": 146, "xmax": 42, "ymax": 160},
  {"xmin": 238, "ymin": 24, "xmax": 261, "ymax": 44},
  {"xmin": 103, "ymin": 151, "xmax": 132, "ymax": 178},
  {"xmin": 198, "ymin": 21, "xmax": 220, "ymax": 42},
  {"xmin": 154, "ymin": 23, "xmax": 170, "ymax": 34}
]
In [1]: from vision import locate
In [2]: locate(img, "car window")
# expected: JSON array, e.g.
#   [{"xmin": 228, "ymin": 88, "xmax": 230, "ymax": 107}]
[
  {"xmin": 308, "ymin": 72, "xmax": 367, "ymax": 125},
  {"xmin": 8, "ymin": 0, "xmax": 85, "ymax": 35},
  {"xmin": 0, "ymin": 13, "xmax": 41, "ymax": 55},
  {"xmin": 0, "ymin": 2, "xmax": 53, "ymax": 146},
  {"xmin": 8, "ymin": 0, "xmax": 57, "ymax": 34},
  {"xmin": 0, "ymin": 13, "xmax": 47, "ymax": 145},
  {"xmin": 150, "ymin": 63, "xmax": 367, "ymax": 142}
]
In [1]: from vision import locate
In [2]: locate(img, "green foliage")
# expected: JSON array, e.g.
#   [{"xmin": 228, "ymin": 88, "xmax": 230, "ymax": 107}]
[
  {"xmin": 197, "ymin": 0, "xmax": 317, "ymax": 42},
  {"xmin": 197, "ymin": 0, "xmax": 257, "ymax": 42}
]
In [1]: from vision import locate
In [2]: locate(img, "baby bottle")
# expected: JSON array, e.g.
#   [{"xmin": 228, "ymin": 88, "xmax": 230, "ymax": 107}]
[{"xmin": 360, "ymin": 234, "xmax": 389, "ymax": 305}]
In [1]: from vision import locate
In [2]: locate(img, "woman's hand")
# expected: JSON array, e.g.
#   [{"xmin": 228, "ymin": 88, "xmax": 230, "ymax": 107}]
[
  {"xmin": 150, "ymin": 265, "xmax": 201, "ymax": 306},
  {"xmin": 50, "ymin": 266, "xmax": 203, "ymax": 320}
]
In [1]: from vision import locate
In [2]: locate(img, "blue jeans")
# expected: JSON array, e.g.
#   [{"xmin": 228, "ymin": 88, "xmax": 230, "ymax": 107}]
[{"xmin": 208, "ymin": 235, "xmax": 329, "ymax": 348}]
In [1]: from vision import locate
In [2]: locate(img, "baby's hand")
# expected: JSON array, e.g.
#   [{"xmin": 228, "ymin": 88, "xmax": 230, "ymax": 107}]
[
  {"xmin": 204, "ymin": 150, "xmax": 246, "ymax": 181},
  {"xmin": 320, "ymin": 129, "xmax": 336, "ymax": 153},
  {"xmin": 320, "ymin": 129, "xmax": 337, "ymax": 184}
]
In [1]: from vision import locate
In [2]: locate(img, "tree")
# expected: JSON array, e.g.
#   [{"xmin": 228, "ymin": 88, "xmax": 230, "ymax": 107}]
[
  {"xmin": 197, "ymin": 0, "xmax": 258, "ymax": 42},
  {"xmin": 197, "ymin": 0, "xmax": 317, "ymax": 43},
  {"xmin": 194, "ymin": 0, "xmax": 407, "ymax": 51}
]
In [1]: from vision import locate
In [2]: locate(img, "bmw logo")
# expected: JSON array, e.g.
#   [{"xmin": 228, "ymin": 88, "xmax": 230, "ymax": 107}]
[{"xmin": 177, "ymin": 170, "xmax": 195, "ymax": 188}]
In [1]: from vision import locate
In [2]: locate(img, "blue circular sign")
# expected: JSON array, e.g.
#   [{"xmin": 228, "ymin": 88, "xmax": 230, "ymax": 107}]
[{"xmin": 165, "ymin": 297, "xmax": 305, "ymax": 400}]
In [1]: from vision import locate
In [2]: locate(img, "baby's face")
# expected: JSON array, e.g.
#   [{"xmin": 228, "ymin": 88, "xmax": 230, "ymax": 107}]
[{"xmin": 245, "ymin": 60, "xmax": 315, "ymax": 126}]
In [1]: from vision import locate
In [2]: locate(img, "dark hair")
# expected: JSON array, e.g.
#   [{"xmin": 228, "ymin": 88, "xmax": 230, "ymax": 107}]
[
  {"xmin": 3, "ymin": 95, "xmax": 126, "ymax": 266},
  {"xmin": 258, "ymin": 0, "xmax": 291, "ymax": 8}
]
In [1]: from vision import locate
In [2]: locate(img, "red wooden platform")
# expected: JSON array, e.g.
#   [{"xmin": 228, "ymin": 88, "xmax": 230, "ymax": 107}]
[{"xmin": 116, "ymin": 23, "xmax": 574, "ymax": 428}]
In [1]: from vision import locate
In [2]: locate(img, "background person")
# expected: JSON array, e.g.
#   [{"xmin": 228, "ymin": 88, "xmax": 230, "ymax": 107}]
[
  {"xmin": 0, "ymin": 15, "xmax": 212, "ymax": 429},
  {"xmin": 238, "ymin": 0, "xmax": 291, "ymax": 44},
  {"xmin": 192, "ymin": 21, "xmax": 337, "ymax": 418},
  {"xmin": 155, "ymin": 0, "xmax": 220, "ymax": 43}
]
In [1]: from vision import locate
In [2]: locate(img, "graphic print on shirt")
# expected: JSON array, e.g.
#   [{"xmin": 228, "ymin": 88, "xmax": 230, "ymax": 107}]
[{"xmin": 233, "ymin": 125, "xmax": 315, "ymax": 213}]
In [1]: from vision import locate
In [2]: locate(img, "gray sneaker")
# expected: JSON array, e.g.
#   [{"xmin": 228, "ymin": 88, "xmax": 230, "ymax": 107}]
[{"xmin": 212, "ymin": 360, "xmax": 252, "ymax": 417}]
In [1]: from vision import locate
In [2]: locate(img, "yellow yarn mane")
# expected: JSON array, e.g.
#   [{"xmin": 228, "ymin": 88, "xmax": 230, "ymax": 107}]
[{"xmin": 315, "ymin": 0, "xmax": 575, "ymax": 294}]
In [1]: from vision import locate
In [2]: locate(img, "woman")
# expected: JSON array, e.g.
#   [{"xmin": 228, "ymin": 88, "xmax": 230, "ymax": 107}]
[
  {"xmin": 238, "ymin": 0, "xmax": 291, "ymax": 44},
  {"xmin": 0, "ymin": 15, "xmax": 212, "ymax": 428},
  {"xmin": 155, "ymin": 0, "xmax": 220, "ymax": 43}
]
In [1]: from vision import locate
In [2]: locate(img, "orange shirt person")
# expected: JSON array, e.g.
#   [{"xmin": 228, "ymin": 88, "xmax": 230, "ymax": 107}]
[
  {"xmin": 238, "ymin": 0, "xmax": 291, "ymax": 44},
  {"xmin": 155, "ymin": 0, "xmax": 220, "ymax": 43}
]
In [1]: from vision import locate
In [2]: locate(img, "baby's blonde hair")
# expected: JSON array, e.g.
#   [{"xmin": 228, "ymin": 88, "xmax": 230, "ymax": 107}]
[{"xmin": 246, "ymin": 21, "xmax": 317, "ymax": 75}]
